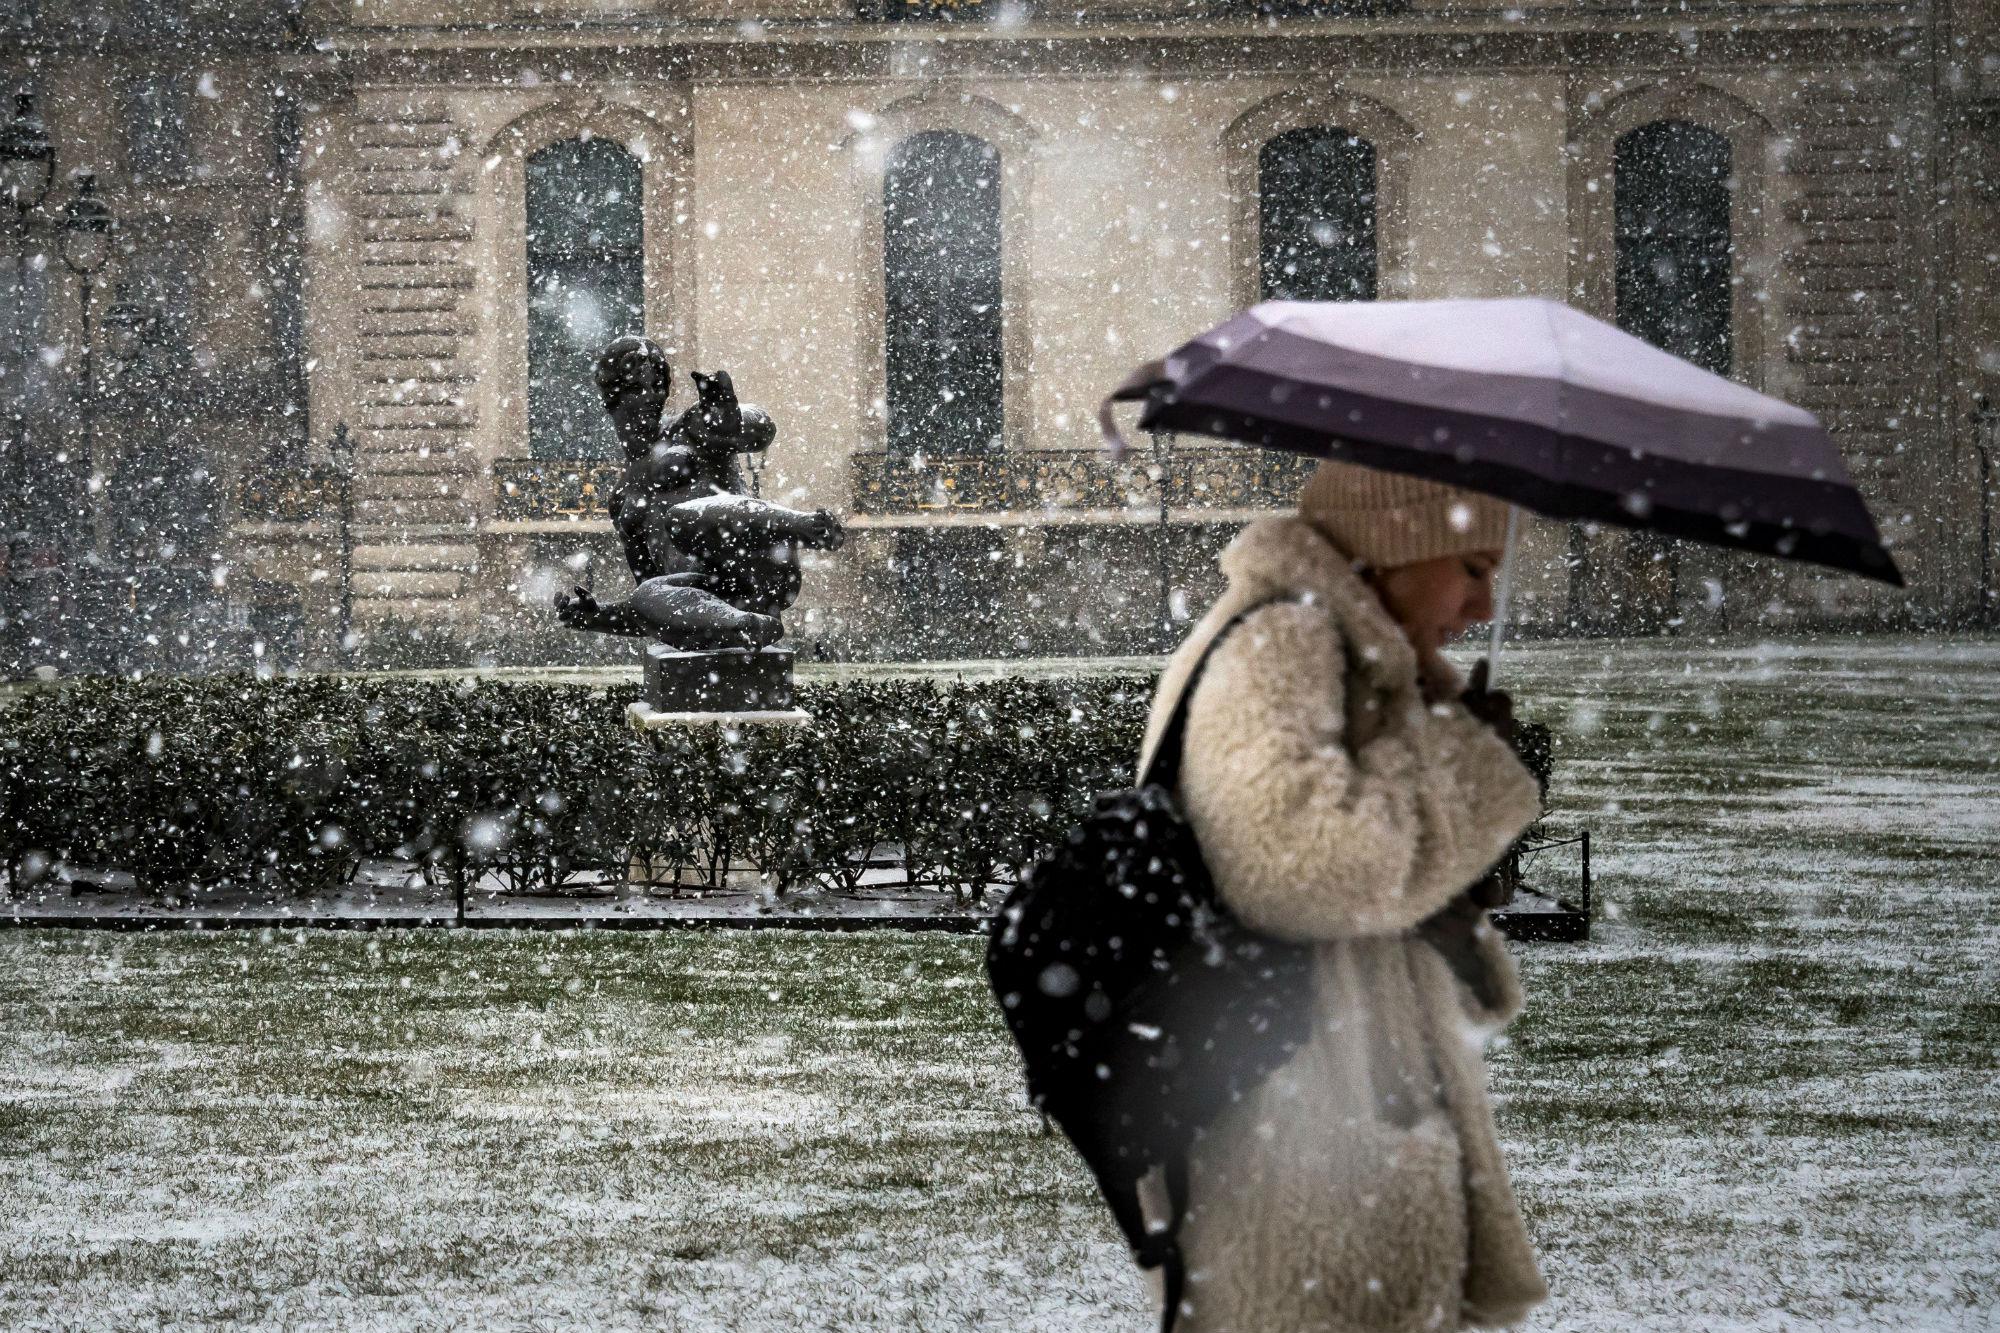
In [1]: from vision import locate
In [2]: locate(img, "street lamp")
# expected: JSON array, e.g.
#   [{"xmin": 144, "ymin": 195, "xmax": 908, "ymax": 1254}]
[
  {"xmin": 59, "ymin": 171, "xmax": 114, "ymax": 284},
  {"xmin": 1973, "ymin": 396, "xmax": 1997, "ymax": 630},
  {"xmin": 1148, "ymin": 429, "xmax": 1175, "ymax": 651},
  {"xmin": 103, "ymin": 284, "xmax": 166, "ymax": 569},
  {"xmin": 0, "ymin": 92, "xmax": 55, "ymax": 217},
  {"xmin": 103, "ymin": 282, "xmax": 166, "ymax": 409},
  {"xmin": 1, "ymin": 92, "xmax": 57, "ymax": 530},
  {"xmin": 328, "ymin": 419, "xmax": 356, "ymax": 661},
  {"xmin": 59, "ymin": 171, "xmax": 115, "ymax": 559}
]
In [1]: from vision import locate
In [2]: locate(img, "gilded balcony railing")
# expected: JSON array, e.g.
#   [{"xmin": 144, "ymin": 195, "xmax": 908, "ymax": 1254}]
[
  {"xmin": 485, "ymin": 447, "xmax": 1312, "ymax": 522},
  {"xmin": 238, "ymin": 468, "xmax": 338, "ymax": 523},
  {"xmin": 493, "ymin": 459, "xmax": 623, "ymax": 521},
  {"xmin": 850, "ymin": 445, "xmax": 1315, "ymax": 516}
]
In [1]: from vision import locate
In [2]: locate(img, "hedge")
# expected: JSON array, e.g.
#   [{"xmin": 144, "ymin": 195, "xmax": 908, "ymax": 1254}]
[
  {"xmin": 0, "ymin": 672, "xmax": 1552, "ymax": 907},
  {"xmin": 0, "ymin": 674, "xmax": 1154, "ymax": 905}
]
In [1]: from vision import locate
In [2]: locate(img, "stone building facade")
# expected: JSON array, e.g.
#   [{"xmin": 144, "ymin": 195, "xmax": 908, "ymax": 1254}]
[{"xmin": 2, "ymin": 0, "xmax": 1994, "ymax": 665}]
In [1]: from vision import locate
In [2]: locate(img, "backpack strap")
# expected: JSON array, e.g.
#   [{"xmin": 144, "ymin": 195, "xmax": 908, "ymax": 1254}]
[
  {"xmin": 1140, "ymin": 596, "xmax": 1297, "ymax": 793},
  {"xmin": 1156, "ymin": 1152, "xmax": 1192, "ymax": 1333},
  {"xmin": 1131, "ymin": 597, "xmax": 1298, "ymax": 1333},
  {"xmin": 1121, "ymin": 1175, "xmax": 1188, "ymax": 1333}
]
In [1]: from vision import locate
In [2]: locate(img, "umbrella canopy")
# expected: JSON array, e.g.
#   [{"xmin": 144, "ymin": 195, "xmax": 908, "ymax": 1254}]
[{"xmin": 1102, "ymin": 297, "xmax": 1901, "ymax": 585}]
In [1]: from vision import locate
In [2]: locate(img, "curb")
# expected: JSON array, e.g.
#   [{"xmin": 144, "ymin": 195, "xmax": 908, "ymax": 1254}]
[
  {"xmin": 3, "ymin": 908, "xmax": 1583, "ymax": 940},
  {"xmin": 0, "ymin": 911, "xmax": 991, "ymax": 935}
]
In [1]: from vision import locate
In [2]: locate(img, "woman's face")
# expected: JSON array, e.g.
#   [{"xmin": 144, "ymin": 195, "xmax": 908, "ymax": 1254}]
[{"xmin": 1368, "ymin": 549, "xmax": 1505, "ymax": 658}]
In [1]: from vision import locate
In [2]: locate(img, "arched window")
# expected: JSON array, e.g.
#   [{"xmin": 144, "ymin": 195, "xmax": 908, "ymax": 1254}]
[
  {"xmin": 526, "ymin": 137, "xmax": 643, "ymax": 460},
  {"xmin": 883, "ymin": 130, "xmax": 1003, "ymax": 455},
  {"xmin": 1258, "ymin": 127, "xmax": 1378, "ymax": 302},
  {"xmin": 1615, "ymin": 120, "xmax": 1732, "ymax": 374}
]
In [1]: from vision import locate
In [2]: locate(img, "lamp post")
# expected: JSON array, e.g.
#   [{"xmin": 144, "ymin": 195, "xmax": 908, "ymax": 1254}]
[
  {"xmin": 103, "ymin": 284, "xmax": 165, "ymax": 562},
  {"xmin": 59, "ymin": 172, "xmax": 115, "ymax": 563},
  {"xmin": 1973, "ymin": 396, "xmax": 1997, "ymax": 630},
  {"xmin": 1, "ymin": 92, "xmax": 57, "ymax": 535},
  {"xmin": 1148, "ymin": 429, "xmax": 1175, "ymax": 652},
  {"xmin": 1565, "ymin": 522, "xmax": 1592, "ymax": 635},
  {"xmin": 0, "ymin": 92, "xmax": 54, "ymax": 214},
  {"xmin": 328, "ymin": 419, "xmax": 356, "ymax": 662},
  {"xmin": 103, "ymin": 283, "xmax": 162, "ymax": 368}
]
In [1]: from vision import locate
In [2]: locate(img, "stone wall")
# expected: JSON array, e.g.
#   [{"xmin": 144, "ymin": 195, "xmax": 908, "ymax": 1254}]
[{"xmin": 6, "ymin": 0, "xmax": 1990, "ymax": 666}]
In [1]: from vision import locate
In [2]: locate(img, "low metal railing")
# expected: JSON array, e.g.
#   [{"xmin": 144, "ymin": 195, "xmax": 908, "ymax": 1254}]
[
  {"xmin": 238, "ymin": 468, "xmax": 340, "ymax": 523},
  {"xmin": 493, "ymin": 459, "xmax": 622, "ymax": 521},
  {"xmin": 850, "ymin": 443, "xmax": 1314, "ymax": 516}
]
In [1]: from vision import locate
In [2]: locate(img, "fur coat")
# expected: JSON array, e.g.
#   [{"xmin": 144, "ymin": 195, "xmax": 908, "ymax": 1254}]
[{"xmin": 1135, "ymin": 515, "xmax": 1549, "ymax": 1332}]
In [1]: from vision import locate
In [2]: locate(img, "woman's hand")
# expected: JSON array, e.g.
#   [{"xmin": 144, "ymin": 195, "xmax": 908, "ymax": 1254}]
[
  {"xmin": 1415, "ymin": 645, "xmax": 1461, "ymax": 704},
  {"xmin": 1459, "ymin": 658, "xmax": 1517, "ymax": 750},
  {"xmin": 1418, "ymin": 887, "xmax": 1509, "ymax": 1011}
]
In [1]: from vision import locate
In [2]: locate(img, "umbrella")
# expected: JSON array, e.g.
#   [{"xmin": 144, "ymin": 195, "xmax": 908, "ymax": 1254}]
[{"xmin": 1101, "ymin": 297, "xmax": 1902, "ymax": 588}]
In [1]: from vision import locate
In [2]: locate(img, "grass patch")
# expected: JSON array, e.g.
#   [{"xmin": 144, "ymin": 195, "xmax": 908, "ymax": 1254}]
[{"xmin": 2, "ymin": 638, "xmax": 1998, "ymax": 1329}]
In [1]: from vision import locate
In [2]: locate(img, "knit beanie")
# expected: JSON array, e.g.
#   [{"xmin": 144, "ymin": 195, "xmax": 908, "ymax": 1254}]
[{"xmin": 1298, "ymin": 458, "xmax": 1512, "ymax": 570}]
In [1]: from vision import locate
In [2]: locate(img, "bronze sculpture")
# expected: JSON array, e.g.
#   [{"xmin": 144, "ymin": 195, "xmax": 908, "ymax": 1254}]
[{"xmin": 556, "ymin": 335, "xmax": 844, "ymax": 712}]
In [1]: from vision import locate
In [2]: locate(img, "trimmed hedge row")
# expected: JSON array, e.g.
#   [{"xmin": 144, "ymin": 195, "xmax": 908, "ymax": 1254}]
[
  {"xmin": 0, "ymin": 674, "xmax": 1155, "ymax": 905},
  {"xmin": 0, "ymin": 671, "xmax": 1552, "ymax": 907}
]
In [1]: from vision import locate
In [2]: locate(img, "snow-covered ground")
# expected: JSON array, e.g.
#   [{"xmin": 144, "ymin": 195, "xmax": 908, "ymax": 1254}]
[{"xmin": 1, "ymin": 637, "xmax": 1995, "ymax": 1330}]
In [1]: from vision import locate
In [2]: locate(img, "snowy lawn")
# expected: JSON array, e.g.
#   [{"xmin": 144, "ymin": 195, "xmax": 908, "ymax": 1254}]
[{"xmin": 1, "ymin": 637, "xmax": 1996, "ymax": 1330}]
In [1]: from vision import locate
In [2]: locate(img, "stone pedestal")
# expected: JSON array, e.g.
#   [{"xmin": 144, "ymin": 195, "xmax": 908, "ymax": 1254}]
[
  {"xmin": 642, "ymin": 644, "xmax": 795, "ymax": 713},
  {"xmin": 627, "ymin": 648, "xmax": 813, "ymax": 732},
  {"xmin": 626, "ymin": 702, "xmax": 813, "ymax": 732}
]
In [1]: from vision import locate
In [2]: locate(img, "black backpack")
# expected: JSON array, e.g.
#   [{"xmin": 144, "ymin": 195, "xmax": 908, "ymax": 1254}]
[{"xmin": 984, "ymin": 605, "xmax": 1314, "ymax": 1333}]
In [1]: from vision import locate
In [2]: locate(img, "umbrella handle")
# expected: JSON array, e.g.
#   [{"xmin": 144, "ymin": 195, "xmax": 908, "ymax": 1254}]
[
  {"xmin": 1098, "ymin": 394, "xmax": 1132, "ymax": 460},
  {"xmin": 1098, "ymin": 359, "xmax": 1168, "ymax": 460},
  {"xmin": 1485, "ymin": 505, "xmax": 1521, "ymax": 680}
]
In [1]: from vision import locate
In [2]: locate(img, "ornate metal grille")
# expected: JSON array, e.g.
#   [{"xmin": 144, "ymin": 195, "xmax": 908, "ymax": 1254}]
[
  {"xmin": 238, "ymin": 469, "xmax": 338, "ymax": 523},
  {"xmin": 861, "ymin": 0, "xmax": 990, "ymax": 21},
  {"xmin": 850, "ymin": 445, "xmax": 1314, "ymax": 515},
  {"xmin": 493, "ymin": 459, "xmax": 623, "ymax": 520},
  {"xmin": 390, "ymin": 449, "xmax": 1312, "ymax": 523}
]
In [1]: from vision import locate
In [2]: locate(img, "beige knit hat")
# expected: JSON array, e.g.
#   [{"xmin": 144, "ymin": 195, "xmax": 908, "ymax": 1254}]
[{"xmin": 1298, "ymin": 458, "xmax": 1512, "ymax": 569}]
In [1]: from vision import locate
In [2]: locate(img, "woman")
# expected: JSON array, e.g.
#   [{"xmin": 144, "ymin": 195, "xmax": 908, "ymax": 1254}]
[{"xmin": 1136, "ymin": 459, "xmax": 1548, "ymax": 1331}]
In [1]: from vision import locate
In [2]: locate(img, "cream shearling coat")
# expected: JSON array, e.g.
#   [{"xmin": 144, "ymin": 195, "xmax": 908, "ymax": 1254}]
[{"xmin": 1136, "ymin": 515, "xmax": 1549, "ymax": 1332}]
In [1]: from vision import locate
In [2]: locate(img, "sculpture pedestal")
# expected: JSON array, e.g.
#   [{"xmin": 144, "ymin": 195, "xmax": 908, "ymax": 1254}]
[
  {"xmin": 625, "ymin": 702, "xmax": 812, "ymax": 732},
  {"xmin": 642, "ymin": 643, "xmax": 795, "ymax": 714},
  {"xmin": 624, "ymin": 693, "xmax": 812, "ymax": 890}
]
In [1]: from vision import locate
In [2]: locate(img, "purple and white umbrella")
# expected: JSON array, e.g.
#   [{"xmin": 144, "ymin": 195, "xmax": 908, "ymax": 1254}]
[{"xmin": 1102, "ymin": 297, "xmax": 1901, "ymax": 586}]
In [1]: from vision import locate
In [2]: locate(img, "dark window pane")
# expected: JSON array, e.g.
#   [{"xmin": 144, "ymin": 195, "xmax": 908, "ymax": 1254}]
[
  {"xmin": 526, "ymin": 138, "xmax": 644, "ymax": 461},
  {"xmin": 124, "ymin": 234, "xmax": 197, "ymax": 372},
  {"xmin": 124, "ymin": 75, "xmax": 190, "ymax": 183},
  {"xmin": 1236, "ymin": 0, "xmax": 1407, "ymax": 14},
  {"xmin": 1259, "ymin": 126, "xmax": 1378, "ymax": 302},
  {"xmin": 130, "ymin": 0, "xmax": 190, "ymax": 36},
  {"xmin": 877, "ymin": 0, "xmax": 988, "ymax": 19},
  {"xmin": 1615, "ymin": 120, "xmax": 1732, "ymax": 375},
  {"xmin": 0, "ymin": 3, "xmax": 40, "ymax": 37},
  {"xmin": 884, "ymin": 130, "xmax": 1003, "ymax": 455},
  {"xmin": 271, "ymin": 94, "xmax": 306, "ymax": 411},
  {"xmin": 892, "ymin": 527, "xmax": 1006, "ymax": 657}
]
